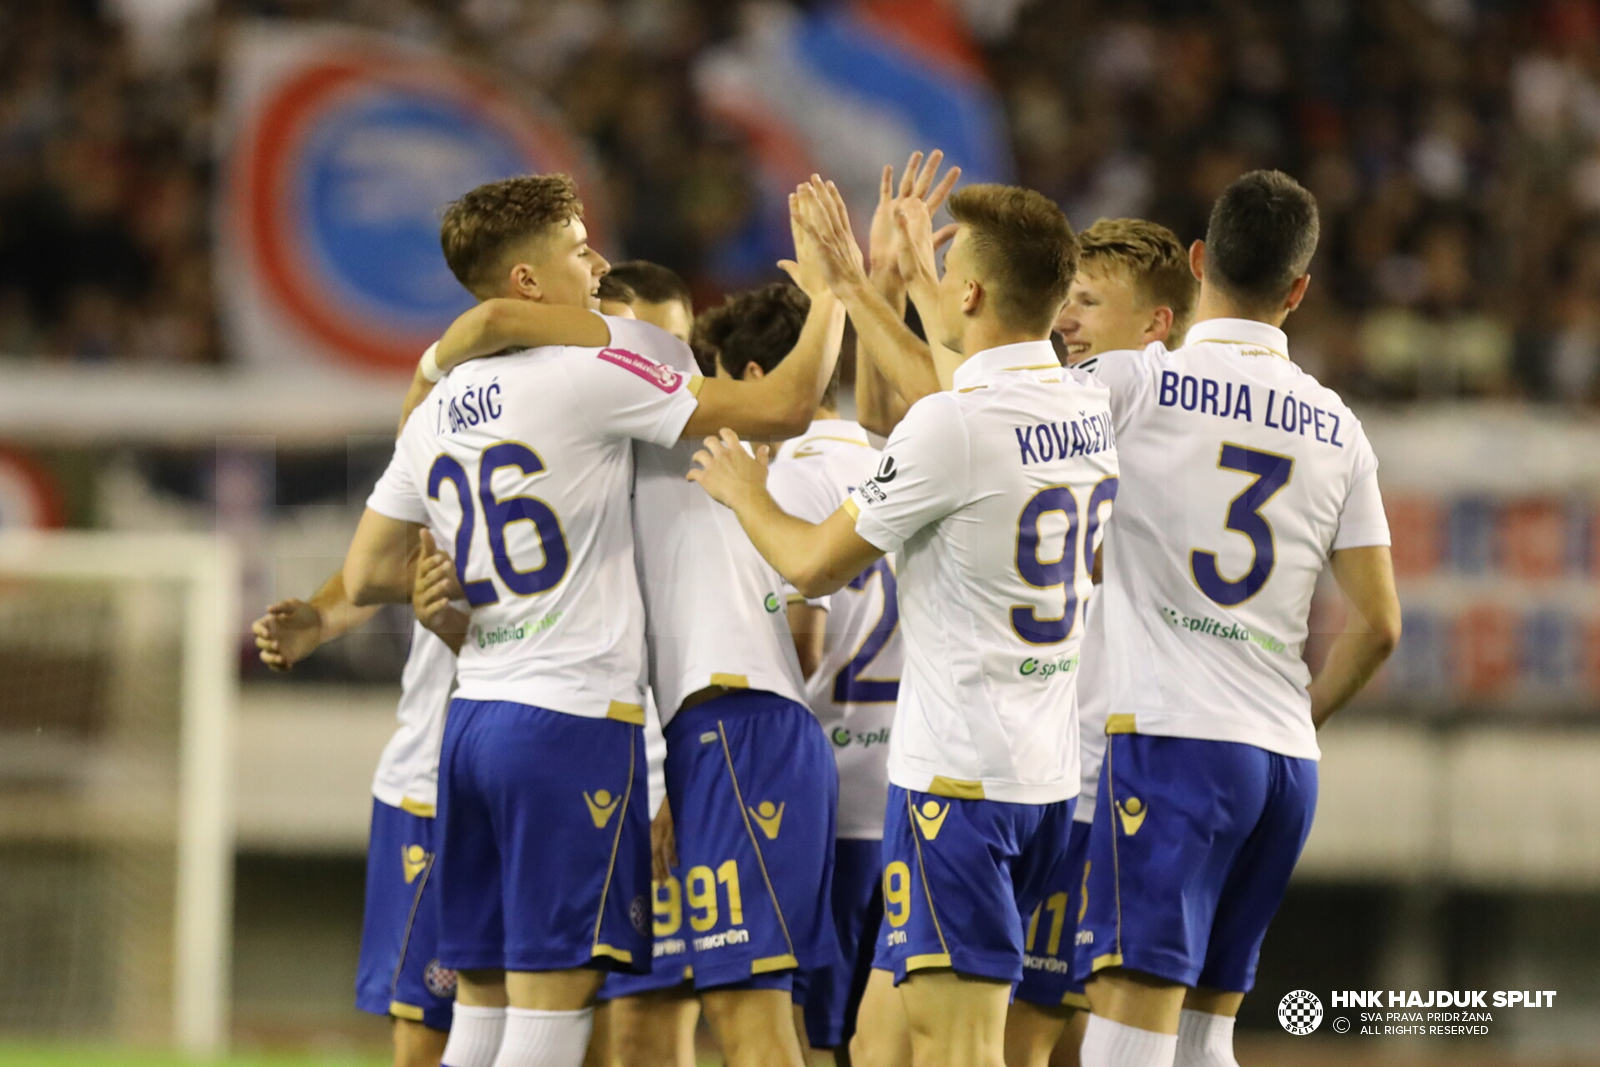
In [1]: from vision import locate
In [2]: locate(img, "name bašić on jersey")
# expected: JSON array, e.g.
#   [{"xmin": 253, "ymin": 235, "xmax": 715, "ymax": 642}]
[
  {"xmin": 629, "ymin": 330, "xmax": 841, "ymax": 992},
  {"xmin": 355, "ymin": 623, "xmax": 459, "ymax": 1030},
  {"xmin": 768, "ymin": 419, "xmax": 904, "ymax": 1049},
  {"xmin": 364, "ymin": 314, "xmax": 699, "ymax": 978},
  {"xmin": 842, "ymin": 341, "xmax": 1118, "ymax": 987},
  {"xmin": 1073, "ymin": 319, "xmax": 1391, "ymax": 996}
]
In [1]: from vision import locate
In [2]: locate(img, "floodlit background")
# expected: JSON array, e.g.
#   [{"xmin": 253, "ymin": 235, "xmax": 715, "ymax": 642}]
[{"xmin": 2, "ymin": 0, "xmax": 1599, "ymax": 1064}]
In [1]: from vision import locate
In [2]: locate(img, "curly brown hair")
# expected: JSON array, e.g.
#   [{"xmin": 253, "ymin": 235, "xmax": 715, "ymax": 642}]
[{"xmin": 439, "ymin": 175, "xmax": 584, "ymax": 298}]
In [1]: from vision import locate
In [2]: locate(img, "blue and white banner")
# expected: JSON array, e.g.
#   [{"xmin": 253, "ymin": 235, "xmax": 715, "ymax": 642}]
[
  {"xmin": 217, "ymin": 23, "xmax": 602, "ymax": 376},
  {"xmin": 695, "ymin": 0, "xmax": 1014, "ymax": 284}
]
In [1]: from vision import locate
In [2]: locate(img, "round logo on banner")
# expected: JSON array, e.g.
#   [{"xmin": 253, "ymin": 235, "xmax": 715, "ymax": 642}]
[{"xmin": 237, "ymin": 49, "xmax": 600, "ymax": 374}]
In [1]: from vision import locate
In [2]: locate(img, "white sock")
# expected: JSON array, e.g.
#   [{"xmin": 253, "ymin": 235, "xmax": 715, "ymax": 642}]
[
  {"xmin": 1175, "ymin": 1009, "xmax": 1238, "ymax": 1067},
  {"xmin": 491, "ymin": 1006, "xmax": 594, "ymax": 1067},
  {"xmin": 442, "ymin": 1004, "xmax": 506, "ymax": 1067},
  {"xmin": 1081, "ymin": 1014, "xmax": 1179, "ymax": 1067}
]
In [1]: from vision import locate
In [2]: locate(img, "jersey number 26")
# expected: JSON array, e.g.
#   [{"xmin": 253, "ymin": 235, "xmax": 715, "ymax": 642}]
[{"xmin": 428, "ymin": 443, "xmax": 571, "ymax": 606}]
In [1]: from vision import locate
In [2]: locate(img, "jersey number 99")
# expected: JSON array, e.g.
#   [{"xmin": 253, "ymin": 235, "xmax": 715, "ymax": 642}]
[
  {"xmin": 428, "ymin": 442, "xmax": 571, "ymax": 606},
  {"xmin": 1011, "ymin": 478, "xmax": 1118, "ymax": 645}
]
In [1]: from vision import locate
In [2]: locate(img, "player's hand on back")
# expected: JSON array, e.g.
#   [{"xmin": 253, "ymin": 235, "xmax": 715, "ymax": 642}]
[
  {"xmin": 687, "ymin": 428, "xmax": 771, "ymax": 511},
  {"xmin": 412, "ymin": 530, "xmax": 469, "ymax": 643},
  {"xmin": 251, "ymin": 599, "xmax": 323, "ymax": 672}
]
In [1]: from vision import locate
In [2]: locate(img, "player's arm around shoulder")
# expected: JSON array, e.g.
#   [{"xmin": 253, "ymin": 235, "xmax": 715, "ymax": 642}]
[{"xmin": 688, "ymin": 429, "xmax": 885, "ymax": 598}]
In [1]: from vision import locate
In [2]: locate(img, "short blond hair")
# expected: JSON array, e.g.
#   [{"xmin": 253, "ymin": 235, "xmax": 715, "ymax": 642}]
[
  {"xmin": 1078, "ymin": 218, "xmax": 1196, "ymax": 337},
  {"xmin": 440, "ymin": 175, "xmax": 583, "ymax": 297}
]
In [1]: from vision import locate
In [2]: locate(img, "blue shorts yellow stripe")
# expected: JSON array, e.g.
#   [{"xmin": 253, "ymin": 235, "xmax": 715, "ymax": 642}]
[
  {"xmin": 1073, "ymin": 733, "xmax": 1317, "ymax": 992},
  {"xmin": 436, "ymin": 698, "xmax": 652, "ymax": 974},
  {"xmin": 663, "ymin": 691, "xmax": 841, "ymax": 990},
  {"xmin": 874, "ymin": 786, "xmax": 1076, "ymax": 986},
  {"xmin": 355, "ymin": 799, "xmax": 455, "ymax": 1031}
]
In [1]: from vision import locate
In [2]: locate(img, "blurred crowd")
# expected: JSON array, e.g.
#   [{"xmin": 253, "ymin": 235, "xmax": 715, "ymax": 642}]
[{"xmin": 3, "ymin": 0, "xmax": 1600, "ymax": 404}]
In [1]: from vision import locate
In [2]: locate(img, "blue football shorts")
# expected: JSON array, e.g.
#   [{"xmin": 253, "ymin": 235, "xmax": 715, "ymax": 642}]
[
  {"xmin": 873, "ymin": 785, "xmax": 1076, "ymax": 987},
  {"xmin": 1074, "ymin": 732, "xmax": 1317, "ymax": 993},
  {"xmin": 597, "ymin": 861, "xmax": 695, "ymax": 1001},
  {"xmin": 663, "ymin": 690, "xmax": 841, "ymax": 991},
  {"xmin": 798, "ymin": 837, "xmax": 882, "ymax": 1048},
  {"xmin": 1013, "ymin": 818, "xmax": 1093, "ymax": 1010},
  {"xmin": 355, "ymin": 798, "xmax": 455, "ymax": 1031},
  {"xmin": 436, "ymin": 698, "xmax": 652, "ymax": 974}
]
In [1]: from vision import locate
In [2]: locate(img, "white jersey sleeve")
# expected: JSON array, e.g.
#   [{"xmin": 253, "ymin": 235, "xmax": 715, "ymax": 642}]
[
  {"xmin": 848, "ymin": 394, "xmax": 969, "ymax": 554},
  {"xmin": 1331, "ymin": 428, "xmax": 1390, "ymax": 550},
  {"xmin": 366, "ymin": 418, "xmax": 429, "ymax": 524},
  {"xmin": 564, "ymin": 315, "xmax": 700, "ymax": 447}
]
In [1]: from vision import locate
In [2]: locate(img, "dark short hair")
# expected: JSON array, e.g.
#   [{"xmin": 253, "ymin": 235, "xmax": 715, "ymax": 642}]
[
  {"xmin": 948, "ymin": 184, "xmax": 1078, "ymax": 333},
  {"xmin": 1204, "ymin": 170, "xmax": 1320, "ymax": 308},
  {"xmin": 597, "ymin": 274, "xmax": 636, "ymax": 304},
  {"xmin": 440, "ymin": 175, "xmax": 582, "ymax": 298},
  {"xmin": 606, "ymin": 260, "xmax": 692, "ymax": 308},
  {"xmin": 1078, "ymin": 218, "xmax": 1197, "ymax": 337},
  {"xmin": 694, "ymin": 283, "xmax": 836, "ymax": 406}
]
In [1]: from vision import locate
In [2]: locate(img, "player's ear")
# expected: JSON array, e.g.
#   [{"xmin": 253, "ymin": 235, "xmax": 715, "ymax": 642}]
[
  {"xmin": 743, "ymin": 362, "xmax": 766, "ymax": 381},
  {"xmin": 962, "ymin": 278, "xmax": 983, "ymax": 316},
  {"xmin": 509, "ymin": 262, "xmax": 541, "ymax": 301},
  {"xmin": 1284, "ymin": 274, "xmax": 1312, "ymax": 313},
  {"xmin": 1145, "ymin": 305, "xmax": 1174, "ymax": 344},
  {"xmin": 1188, "ymin": 240, "xmax": 1206, "ymax": 282}
]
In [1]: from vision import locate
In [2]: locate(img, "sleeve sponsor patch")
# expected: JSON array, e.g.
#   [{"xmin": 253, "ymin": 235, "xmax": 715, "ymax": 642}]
[{"xmin": 597, "ymin": 347, "xmax": 683, "ymax": 392}]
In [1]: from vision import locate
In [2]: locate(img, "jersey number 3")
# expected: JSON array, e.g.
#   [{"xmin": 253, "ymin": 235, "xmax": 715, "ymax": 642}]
[
  {"xmin": 1191, "ymin": 444, "xmax": 1294, "ymax": 606},
  {"xmin": 428, "ymin": 443, "xmax": 570, "ymax": 606}
]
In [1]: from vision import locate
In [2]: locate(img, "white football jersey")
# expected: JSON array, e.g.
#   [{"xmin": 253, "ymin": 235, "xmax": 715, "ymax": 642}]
[
  {"xmin": 1090, "ymin": 319, "xmax": 1391, "ymax": 760},
  {"xmin": 631, "ymin": 344, "xmax": 808, "ymax": 725},
  {"xmin": 769, "ymin": 419, "xmax": 902, "ymax": 839},
  {"xmin": 370, "ymin": 621, "xmax": 455, "ymax": 813},
  {"xmin": 847, "ymin": 342, "xmax": 1119, "ymax": 805},
  {"xmin": 366, "ymin": 315, "xmax": 698, "ymax": 720},
  {"xmin": 1073, "ymin": 593, "xmax": 1106, "ymax": 824}
]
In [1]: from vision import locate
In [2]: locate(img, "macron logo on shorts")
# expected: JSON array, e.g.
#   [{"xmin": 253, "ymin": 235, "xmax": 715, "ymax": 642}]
[{"xmin": 598, "ymin": 347, "xmax": 682, "ymax": 392}]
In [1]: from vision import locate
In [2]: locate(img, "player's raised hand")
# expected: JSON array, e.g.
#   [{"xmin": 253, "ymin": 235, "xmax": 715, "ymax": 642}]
[
  {"xmin": 894, "ymin": 196, "xmax": 944, "ymax": 294},
  {"xmin": 793, "ymin": 177, "xmax": 868, "ymax": 295},
  {"xmin": 251, "ymin": 599, "xmax": 324, "ymax": 672},
  {"xmin": 412, "ymin": 530, "xmax": 467, "ymax": 640},
  {"xmin": 867, "ymin": 150, "xmax": 960, "ymax": 287},
  {"xmin": 777, "ymin": 191, "xmax": 832, "ymax": 302},
  {"xmin": 687, "ymin": 428, "xmax": 771, "ymax": 511}
]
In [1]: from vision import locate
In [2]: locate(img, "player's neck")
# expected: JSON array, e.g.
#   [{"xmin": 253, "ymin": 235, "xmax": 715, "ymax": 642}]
[
  {"xmin": 1191, "ymin": 286, "xmax": 1290, "ymax": 331},
  {"xmin": 960, "ymin": 319, "xmax": 1050, "ymax": 362},
  {"xmin": 813, "ymin": 405, "xmax": 840, "ymax": 422}
]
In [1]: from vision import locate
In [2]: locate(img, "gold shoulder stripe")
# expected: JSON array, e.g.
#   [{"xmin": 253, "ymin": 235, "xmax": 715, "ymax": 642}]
[
  {"xmin": 843, "ymin": 497, "xmax": 862, "ymax": 519},
  {"xmin": 686, "ymin": 374, "xmax": 705, "ymax": 396},
  {"xmin": 957, "ymin": 385, "xmax": 989, "ymax": 393}
]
